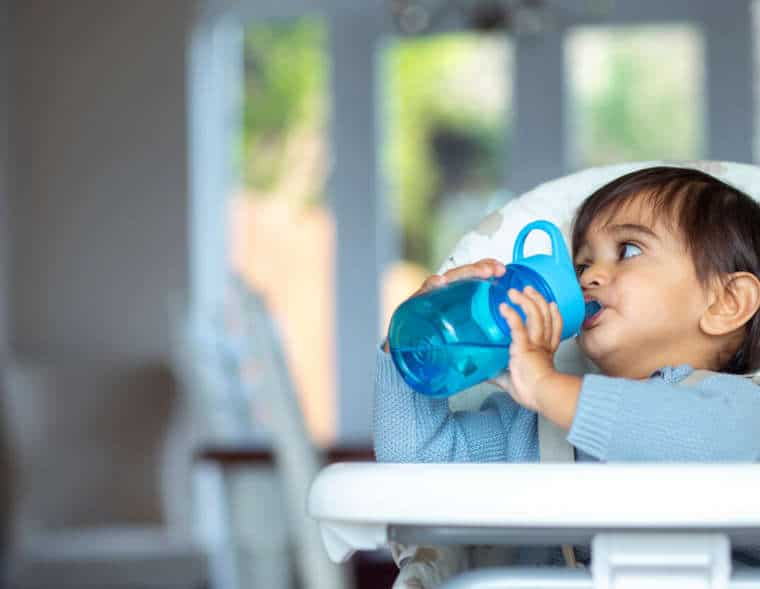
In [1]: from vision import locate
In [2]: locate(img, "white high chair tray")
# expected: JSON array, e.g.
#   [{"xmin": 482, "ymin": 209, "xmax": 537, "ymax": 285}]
[{"xmin": 308, "ymin": 462, "xmax": 760, "ymax": 562}]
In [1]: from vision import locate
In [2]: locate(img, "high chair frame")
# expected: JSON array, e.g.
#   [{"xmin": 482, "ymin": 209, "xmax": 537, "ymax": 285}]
[{"xmin": 308, "ymin": 462, "xmax": 760, "ymax": 588}]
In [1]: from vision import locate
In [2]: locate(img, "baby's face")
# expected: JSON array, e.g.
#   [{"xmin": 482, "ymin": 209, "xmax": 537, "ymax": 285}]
[{"xmin": 573, "ymin": 198, "xmax": 710, "ymax": 378}]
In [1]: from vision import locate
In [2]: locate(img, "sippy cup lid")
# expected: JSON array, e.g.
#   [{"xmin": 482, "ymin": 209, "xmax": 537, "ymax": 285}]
[{"xmin": 509, "ymin": 220, "xmax": 585, "ymax": 339}]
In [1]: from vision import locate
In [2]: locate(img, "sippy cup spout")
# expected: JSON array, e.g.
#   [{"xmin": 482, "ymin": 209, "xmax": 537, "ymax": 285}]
[{"xmin": 584, "ymin": 300, "xmax": 602, "ymax": 319}]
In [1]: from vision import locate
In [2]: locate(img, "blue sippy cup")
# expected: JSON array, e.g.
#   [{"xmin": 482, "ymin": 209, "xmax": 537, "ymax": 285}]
[{"xmin": 388, "ymin": 220, "xmax": 597, "ymax": 397}]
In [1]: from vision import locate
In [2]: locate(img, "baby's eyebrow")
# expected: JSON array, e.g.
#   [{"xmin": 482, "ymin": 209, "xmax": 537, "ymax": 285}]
[
  {"xmin": 573, "ymin": 243, "xmax": 590, "ymax": 261},
  {"xmin": 574, "ymin": 222, "xmax": 659, "ymax": 259},
  {"xmin": 604, "ymin": 223, "xmax": 660, "ymax": 240}
]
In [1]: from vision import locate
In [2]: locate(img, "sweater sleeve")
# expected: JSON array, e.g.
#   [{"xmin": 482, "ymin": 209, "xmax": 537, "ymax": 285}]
[
  {"xmin": 373, "ymin": 346, "xmax": 539, "ymax": 463},
  {"xmin": 568, "ymin": 373, "xmax": 760, "ymax": 461}
]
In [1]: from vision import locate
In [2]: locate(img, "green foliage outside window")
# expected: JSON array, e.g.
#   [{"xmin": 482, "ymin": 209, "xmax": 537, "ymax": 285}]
[
  {"xmin": 384, "ymin": 34, "xmax": 508, "ymax": 268},
  {"xmin": 240, "ymin": 23, "xmax": 700, "ymax": 268},
  {"xmin": 242, "ymin": 19, "xmax": 327, "ymax": 203},
  {"xmin": 572, "ymin": 27, "xmax": 702, "ymax": 167}
]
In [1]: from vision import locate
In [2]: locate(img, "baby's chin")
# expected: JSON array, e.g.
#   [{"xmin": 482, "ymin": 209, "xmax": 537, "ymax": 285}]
[
  {"xmin": 577, "ymin": 340, "xmax": 642, "ymax": 377},
  {"xmin": 576, "ymin": 331, "xmax": 595, "ymax": 354},
  {"xmin": 576, "ymin": 330, "xmax": 616, "ymax": 368}
]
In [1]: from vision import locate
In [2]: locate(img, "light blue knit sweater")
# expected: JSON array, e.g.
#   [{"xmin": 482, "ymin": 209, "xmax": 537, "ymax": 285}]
[
  {"xmin": 373, "ymin": 347, "xmax": 760, "ymax": 463},
  {"xmin": 373, "ymin": 347, "xmax": 760, "ymax": 566}
]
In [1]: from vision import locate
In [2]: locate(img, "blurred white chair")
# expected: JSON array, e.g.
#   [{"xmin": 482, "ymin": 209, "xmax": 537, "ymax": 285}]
[
  {"xmin": 170, "ymin": 279, "xmax": 351, "ymax": 589},
  {"xmin": 0, "ymin": 358, "xmax": 208, "ymax": 589}
]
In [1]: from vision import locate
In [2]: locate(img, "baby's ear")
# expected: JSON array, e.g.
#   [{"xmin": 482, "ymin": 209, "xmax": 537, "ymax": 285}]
[{"xmin": 700, "ymin": 272, "xmax": 760, "ymax": 336}]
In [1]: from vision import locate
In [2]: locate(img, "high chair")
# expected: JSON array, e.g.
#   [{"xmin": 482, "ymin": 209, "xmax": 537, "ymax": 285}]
[{"xmin": 308, "ymin": 161, "xmax": 760, "ymax": 589}]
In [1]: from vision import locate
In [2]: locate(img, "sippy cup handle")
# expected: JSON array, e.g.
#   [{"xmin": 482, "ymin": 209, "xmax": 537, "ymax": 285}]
[
  {"xmin": 509, "ymin": 219, "xmax": 585, "ymax": 339},
  {"xmin": 512, "ymin": 220, "xmax": 572, "ymax": 266}
]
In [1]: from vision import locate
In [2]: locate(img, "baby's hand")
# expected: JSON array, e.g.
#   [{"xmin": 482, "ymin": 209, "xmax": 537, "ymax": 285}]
[
  {"xmin": 493, "ymin": 287, "xmax": 562, "ymax": 412},
  {"xmin": 384, "ymin": 259, "xmax": 506, "ymax": 353},
  {"xmin": 409, "ymin": 258, "xmax": 506, "ymax": 299}
]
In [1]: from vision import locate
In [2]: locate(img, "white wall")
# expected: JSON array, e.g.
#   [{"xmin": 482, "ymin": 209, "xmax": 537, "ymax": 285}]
[{"xmin": 10, "ymin": 0, "xmax": 193, "ymax": 363}]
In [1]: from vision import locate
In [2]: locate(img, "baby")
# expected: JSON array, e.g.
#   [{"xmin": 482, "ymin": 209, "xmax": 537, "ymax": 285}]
[{"xmin": 374, "ymin": 166, "xmax": 760, "ymax": 585}]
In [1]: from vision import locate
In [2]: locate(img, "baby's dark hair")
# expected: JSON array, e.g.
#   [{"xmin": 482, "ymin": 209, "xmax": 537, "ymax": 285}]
[{"xmin": 571, "ymin": 166, "xmax": 760, "ymax": 374}]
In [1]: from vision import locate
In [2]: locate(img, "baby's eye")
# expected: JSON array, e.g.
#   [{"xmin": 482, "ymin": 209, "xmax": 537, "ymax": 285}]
[
  {"xmin": 574, "ymin": 262, "xmax": 588, "ymax": 277},
  {"xmin": 620, "ymin": 242, "xmax": 642, "ymax": 260}
]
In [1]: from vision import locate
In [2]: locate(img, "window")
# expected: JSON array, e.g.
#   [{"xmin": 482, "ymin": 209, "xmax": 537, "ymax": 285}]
[
  {"xmin": 566, "ymin": 25, "xmax": 704, "ymax": 168},
  {"xmin": 380, "ymin": 32, "xmax": 513, "ymax": 333},
  {"xmin": 192, "ymin": 2, "xmax": 755, "ymax": 445},
  {"xmin": 228, "ymin": 17, "xmax": 335, "ymax": 445}
]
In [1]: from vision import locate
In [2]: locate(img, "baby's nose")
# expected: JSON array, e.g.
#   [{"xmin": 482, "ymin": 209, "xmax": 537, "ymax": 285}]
[{"xmin": 580, "ymin": 262, "xmax": 610, "ymax": 288}]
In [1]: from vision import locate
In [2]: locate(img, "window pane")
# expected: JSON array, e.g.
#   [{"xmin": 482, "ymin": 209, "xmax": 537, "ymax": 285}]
[
  {"xmin": 380, "ymin": 33, "xmax": 513, "ymax": 333},
  {"xmin": 229, "ymin": 18, "xmax": 334, "ymax": 446},
  {"xmin": 566, "ymin": 25, "xmax": 704, "ymax": 168}
]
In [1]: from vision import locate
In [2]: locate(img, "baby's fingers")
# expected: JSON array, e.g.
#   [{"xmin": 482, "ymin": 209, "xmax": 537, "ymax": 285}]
[
  {"xmin": 443, "ymin": 258, "xmax": 505, "ymax": 283},
  {"xmin": 412, "ymin": 274, "xmax": 447, "ymax": 298},
  {"xmin": 508, "ymin": 289, "xmax": 544, "ymax": 344},
  {"xmin": 523, "ymin": 287, "xmax": 553, "ymax": 345},
  {"xmin": 499, "ymin": 301, "xmax": 528, "ymax": 349},
  {"xmin": 549, "ymin": 301, "xmax": 562, "ymax": 350}
]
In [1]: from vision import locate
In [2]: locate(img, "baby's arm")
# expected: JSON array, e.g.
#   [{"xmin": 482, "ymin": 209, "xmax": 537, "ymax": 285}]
[
  {"xmin": 373, "ymin": 259, "xmax": 539, "ymax": 463},
  {"xmin": 568, "ymin": 372, "xmax": 760, "ymax": 461},
  {"xmin": 373, "ymin": 344, "xmax": 539, "ymax": 462}
]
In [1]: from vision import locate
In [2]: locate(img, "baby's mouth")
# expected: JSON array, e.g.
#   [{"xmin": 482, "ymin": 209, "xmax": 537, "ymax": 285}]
[{"xmin": 582, "ymin": 300, "xmax": 604, "ymax": 330}]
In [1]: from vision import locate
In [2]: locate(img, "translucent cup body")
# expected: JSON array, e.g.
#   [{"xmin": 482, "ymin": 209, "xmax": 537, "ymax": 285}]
[{"xmin": 388, "ymin": 266, "xmax": 554, "ymax": 397}]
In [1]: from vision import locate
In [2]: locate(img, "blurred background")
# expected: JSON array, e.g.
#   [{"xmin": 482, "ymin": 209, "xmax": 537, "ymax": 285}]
[{"xmin": 0, "ymin": 0, "xmax": 757, "ymax": 588}]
